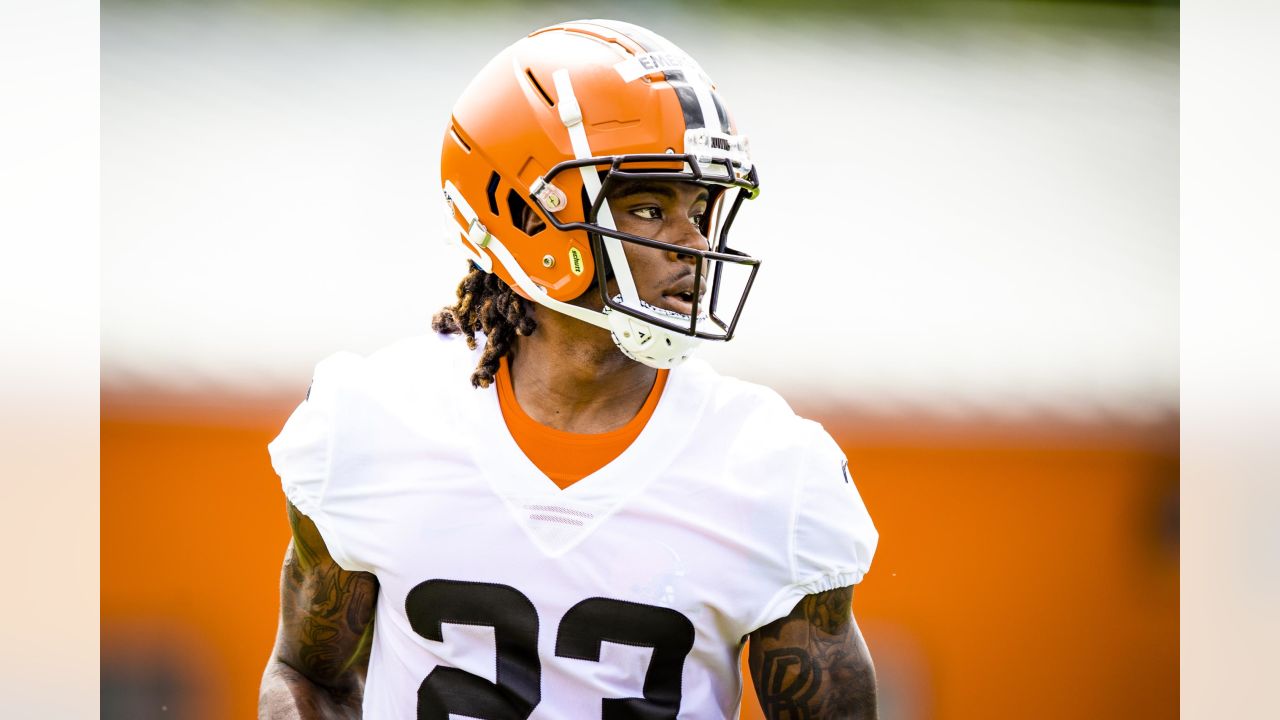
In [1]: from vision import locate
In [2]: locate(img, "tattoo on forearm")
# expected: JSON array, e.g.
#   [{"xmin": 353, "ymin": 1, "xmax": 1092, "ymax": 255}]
[{"xmin": 749, "ymin": 586, "xmax": 877, "ymax": 720}]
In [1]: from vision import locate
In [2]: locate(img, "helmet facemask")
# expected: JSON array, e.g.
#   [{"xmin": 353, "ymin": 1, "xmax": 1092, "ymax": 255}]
[{"xmin": 533, "ymin": 154, "xmax": 761, "ymax": 364}]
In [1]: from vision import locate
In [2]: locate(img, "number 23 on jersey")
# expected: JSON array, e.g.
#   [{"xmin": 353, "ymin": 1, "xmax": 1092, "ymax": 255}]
[{"xmin": 407, "ymin": 579, "xmax": 696, "ymax": 720}]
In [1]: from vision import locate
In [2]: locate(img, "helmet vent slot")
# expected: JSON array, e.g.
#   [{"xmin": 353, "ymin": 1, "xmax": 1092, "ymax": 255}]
[
  {"xmin": 485, "ymin": 172, "xmax": 501, "ymax": 215},
  {"xmin": 524, "ymin": 69, "xmax": 555, "ymax": 108},
  {"xmin": 448, "ymin": 126, "xmax": 471, "ymax": 153}
]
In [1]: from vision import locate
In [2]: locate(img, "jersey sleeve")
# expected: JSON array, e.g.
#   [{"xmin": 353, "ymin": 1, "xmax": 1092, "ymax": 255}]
[
  {"xmin": 754, "ymin": 424, "xmax": 878, "ymax": 628},
  {"xmin": 267, "ymin": 352, "xmax": 370, "ymax": 573}
]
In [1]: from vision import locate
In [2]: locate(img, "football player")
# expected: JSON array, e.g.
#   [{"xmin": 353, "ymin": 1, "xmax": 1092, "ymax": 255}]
[{"xmin": 260, "ymin": 19, "xmax": 879, "ymax": 720}]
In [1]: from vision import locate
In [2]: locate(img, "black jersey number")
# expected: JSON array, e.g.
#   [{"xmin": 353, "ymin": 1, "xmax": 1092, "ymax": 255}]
[
  {"xmin": 405, "ymin": 580, "xmax": 541, "ymax": 720},
  {"xmin": 556, "ymin": 597, "xmax": 696, "ymax": 719},
  {"xmin": 405, "ymin": 580, "xmax": 695, "ymax": 720}
]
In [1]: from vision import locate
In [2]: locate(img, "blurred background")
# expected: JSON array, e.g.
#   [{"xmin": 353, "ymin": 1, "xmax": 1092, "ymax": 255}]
[{"xmin": 101, "ymin": 0, "xmax": 1178, "ymax": 718}]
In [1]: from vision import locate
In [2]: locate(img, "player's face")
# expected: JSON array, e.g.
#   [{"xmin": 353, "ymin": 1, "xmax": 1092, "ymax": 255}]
[{"xmin": 605, "ymin": 179, "xmax": 711, "ymax": 316}]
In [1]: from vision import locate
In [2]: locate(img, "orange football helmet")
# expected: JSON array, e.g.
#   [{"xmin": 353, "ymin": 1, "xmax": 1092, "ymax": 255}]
[{"xmin": 440, "ymin": 19, "xmax": 761, "ymax": 368}]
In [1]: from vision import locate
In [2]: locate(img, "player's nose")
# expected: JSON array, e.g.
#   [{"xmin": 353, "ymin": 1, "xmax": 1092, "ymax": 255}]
[{"xmin": 666, "ymin": 218, "xmax": 710, "ymax": 265}]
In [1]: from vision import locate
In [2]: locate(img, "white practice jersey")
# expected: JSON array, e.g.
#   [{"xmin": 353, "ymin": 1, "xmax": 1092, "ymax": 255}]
[{"xmin": 269, "ymin": 334, "xmax": 877, "ymax": 720}]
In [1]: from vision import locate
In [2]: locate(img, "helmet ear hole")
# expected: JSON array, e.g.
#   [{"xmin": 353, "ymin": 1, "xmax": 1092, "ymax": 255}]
[{"xmin": 506, "ymin": 190, "xmax": 545, "ymax": 236}]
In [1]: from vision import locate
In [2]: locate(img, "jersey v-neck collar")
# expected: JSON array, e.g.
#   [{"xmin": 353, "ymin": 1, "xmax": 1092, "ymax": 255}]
[
  {"xmin": 453, "ymin": 346, "xmax": 713, "ymax": 557},
  {"xmin": 494, "ymin": 355, "xmax": 669, "ymax": 489}
]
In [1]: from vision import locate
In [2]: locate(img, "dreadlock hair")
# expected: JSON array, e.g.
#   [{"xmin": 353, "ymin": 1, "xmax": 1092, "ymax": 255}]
[{"xmin": 432, "ymin": 265, "xmax": 538, "ymax": 388}]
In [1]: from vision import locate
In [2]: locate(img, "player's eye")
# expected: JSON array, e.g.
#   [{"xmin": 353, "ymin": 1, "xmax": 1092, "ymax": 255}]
[
  {"xmin": 631, "ymin": 207, "xmax": 661, "ymax": 220},
  {"xmin": 690, "ymin": 212, "xmax": 706, "ymax": 227}
]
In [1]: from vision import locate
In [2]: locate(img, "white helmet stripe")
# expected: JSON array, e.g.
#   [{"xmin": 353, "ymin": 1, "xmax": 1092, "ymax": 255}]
[{"xmin": 551, "ymin": 68, "xmax": 641, "ymax": 308}]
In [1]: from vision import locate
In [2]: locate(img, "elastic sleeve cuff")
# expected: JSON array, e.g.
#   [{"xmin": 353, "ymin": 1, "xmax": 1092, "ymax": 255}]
[
  {"xmin": 267, "ymin": 352, "xmax": 372, "ymax": 574},
  {"xmin": 274, "ymin": 422, "xmax": 370, "ymax": 574},
  {"xmin": 288, "ymin": 489, "xmax": 367, "ymax": 573},
  {"xmin": 748, "ymin": 570, "xmax": 865, "ymax": 632},
  {"xmin": 269, "ymin": 395, "xmax": 332, "ymax": 512}
]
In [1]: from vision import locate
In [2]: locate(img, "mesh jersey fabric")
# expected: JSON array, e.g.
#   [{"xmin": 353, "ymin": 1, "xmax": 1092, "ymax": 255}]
[
  {"xmin": 268, "ymin": 333, "xmax": 877, "ymax": 719},
  {"xmin": 494, "ymin": 355, "xmax": 670, "ymax": 489}
]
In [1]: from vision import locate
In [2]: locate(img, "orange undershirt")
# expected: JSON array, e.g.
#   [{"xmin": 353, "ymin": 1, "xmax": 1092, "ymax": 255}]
[{"xmin": 495, "ymin": 356, "xmax": 669, "ymax": 490}]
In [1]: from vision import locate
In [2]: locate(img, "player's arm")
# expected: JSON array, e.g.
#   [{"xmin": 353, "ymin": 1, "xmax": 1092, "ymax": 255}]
[
  {"xmin": 747, "ymin": 585, "xmax": 877, "ymax": 720},
  {"xmin": 259, "ymin": 500, "xmax": 379, "ymax": 719}
]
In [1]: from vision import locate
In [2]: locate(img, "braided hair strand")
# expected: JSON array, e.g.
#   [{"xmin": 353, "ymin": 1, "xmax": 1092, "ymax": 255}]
[{"xmin": 431, "ymin": 266, "xmax": 538, "ymax": 388}]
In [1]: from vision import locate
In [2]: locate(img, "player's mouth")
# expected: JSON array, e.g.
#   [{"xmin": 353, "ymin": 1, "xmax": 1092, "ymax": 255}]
[{"xmin": 661, "ymin": 276, "xmax": 705, "ymax": 315}]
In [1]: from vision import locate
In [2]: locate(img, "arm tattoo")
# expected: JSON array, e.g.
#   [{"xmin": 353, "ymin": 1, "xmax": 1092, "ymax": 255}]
[
  {"xmin": 278, "ymin": 501, "xmax": 378, "ymax": 696},
  {"xmin": 748, "ymin": 586, "xmax": 877, "ymax": 720}
]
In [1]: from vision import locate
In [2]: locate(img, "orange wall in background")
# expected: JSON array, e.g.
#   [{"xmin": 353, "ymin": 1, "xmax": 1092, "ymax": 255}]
[{"xmin": 102, "ymin": 396, "xmax": 1177, "ymax": 719}]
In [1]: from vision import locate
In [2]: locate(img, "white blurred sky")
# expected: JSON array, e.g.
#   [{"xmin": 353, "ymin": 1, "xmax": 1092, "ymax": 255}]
[{"xmin": 101, "ymin": 0, "xmax": 1178, "ymax": 419}]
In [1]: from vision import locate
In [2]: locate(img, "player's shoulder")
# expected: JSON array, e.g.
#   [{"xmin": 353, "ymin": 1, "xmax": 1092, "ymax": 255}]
[
  {"xmin": 679, "ymin": 357, "xmax": 789, "ymax": 410},
  {"xmin": 314, "ymin": 331, "xmax": 476, "ymax": 378},
  {"xmin": 679, "ymin": 358, "xmax": 831, "ymax": 455},
  {"xmin": 306, "ymin": 332, "xmax": 479, "ymax": 404},
  {"xmin": 364, "ymin": 331, "xmax": 477, "ymax": 375}
]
